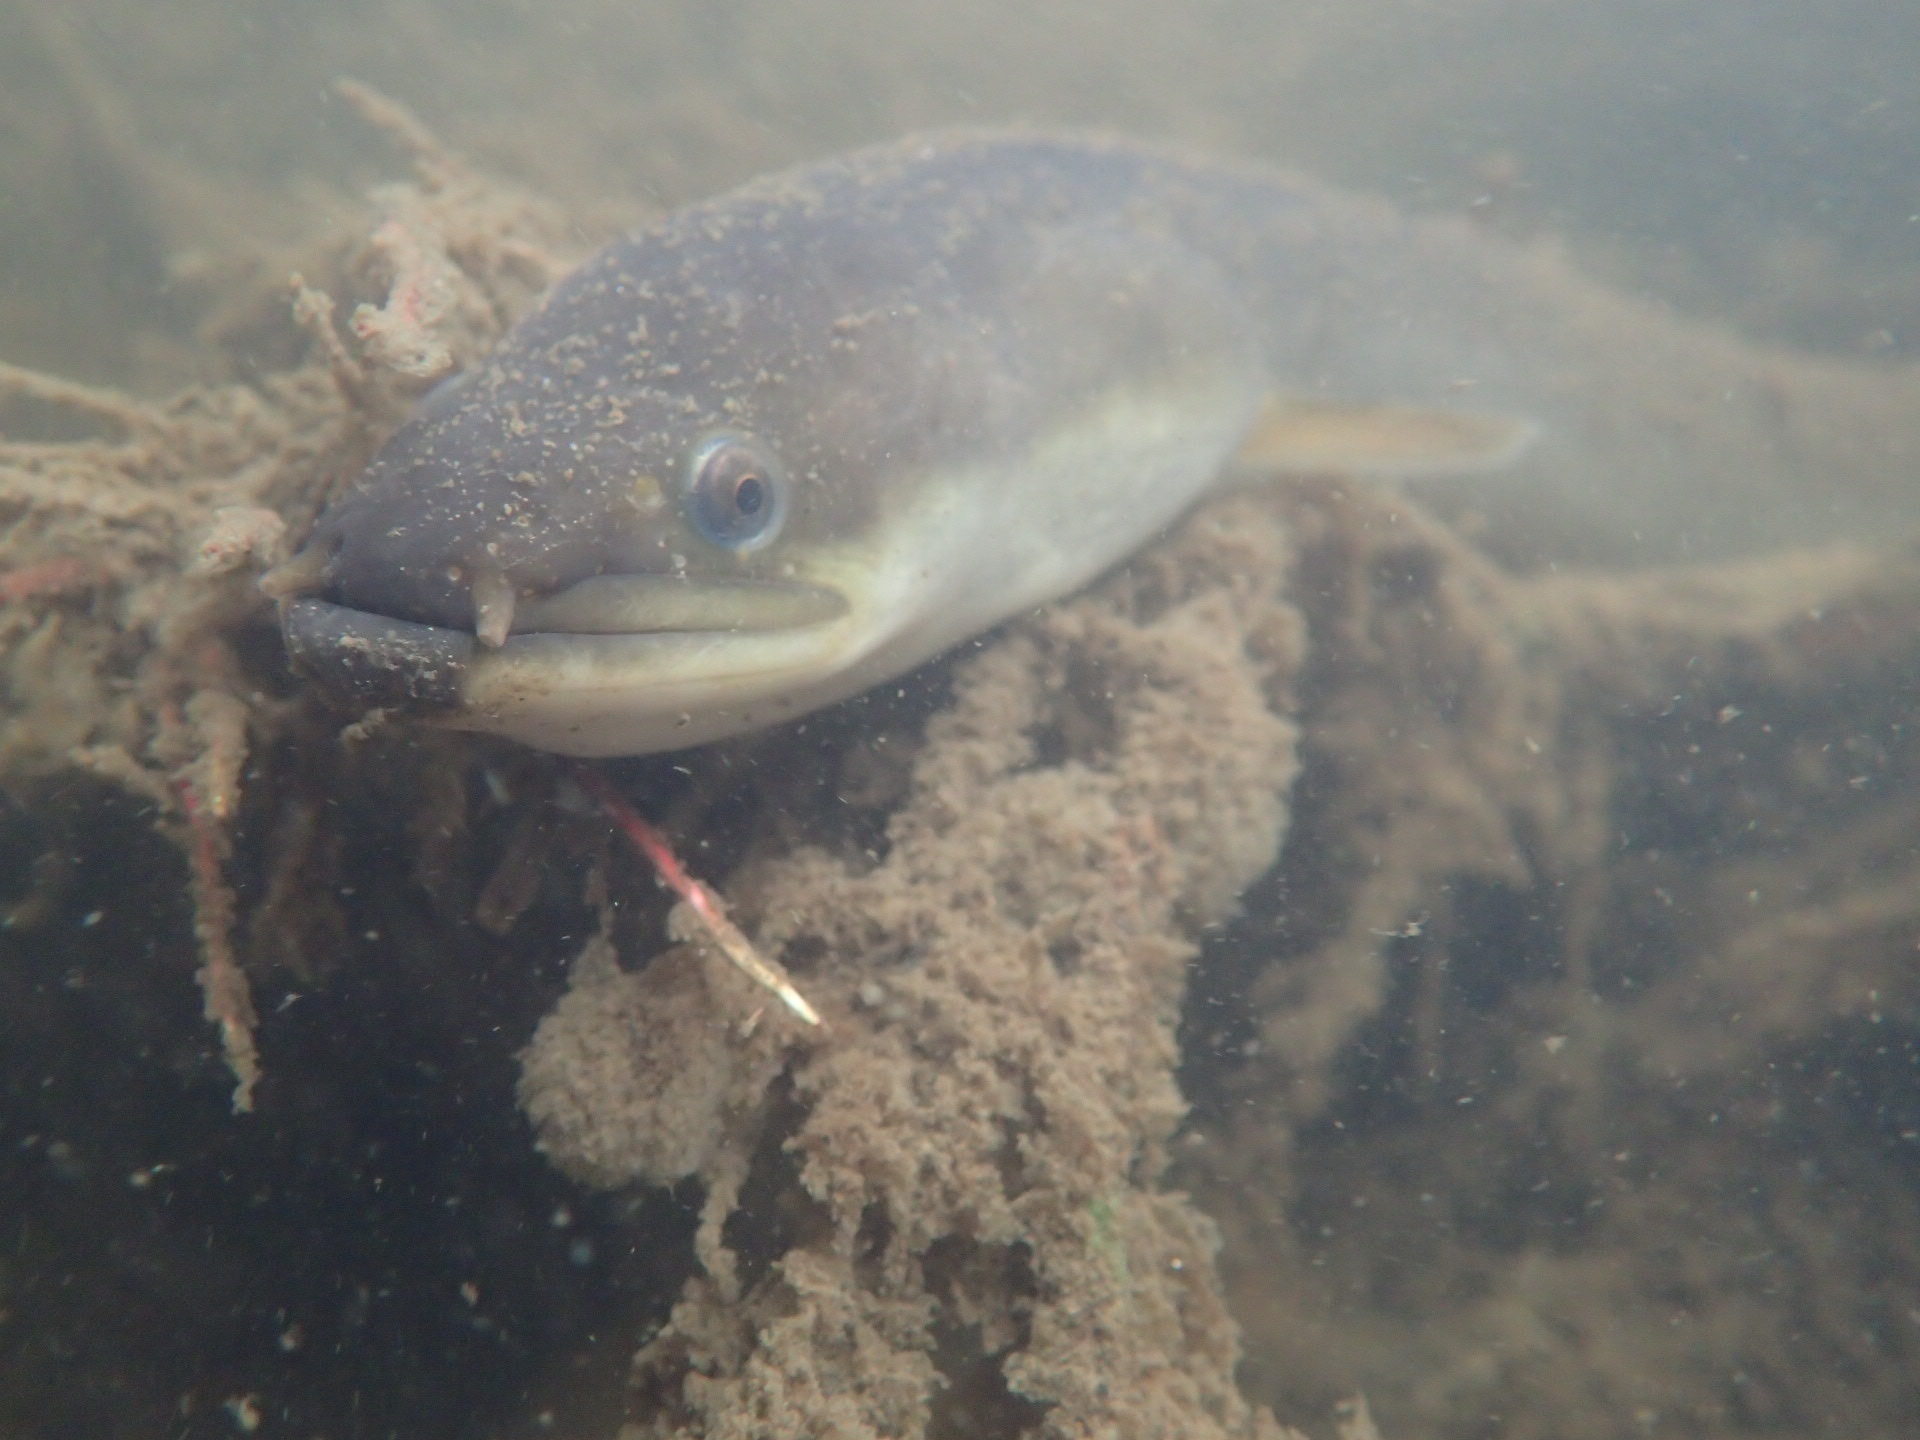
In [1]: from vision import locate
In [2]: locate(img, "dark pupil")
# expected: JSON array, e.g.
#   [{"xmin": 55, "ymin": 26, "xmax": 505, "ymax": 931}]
[{"xmin": 733, "ymin": 474, "xmax": 765, "ymax": 515}]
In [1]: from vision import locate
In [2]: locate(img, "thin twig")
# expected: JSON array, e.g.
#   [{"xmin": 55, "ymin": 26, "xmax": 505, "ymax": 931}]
[
  {"xmin": 572, "ymin": 764, "xmax": 822, "ymax": 1027},
  {"xmin": 175, "ymin": 774, "xmax": 261, "ymax": 1111},
  {"xmin": 288, "ymin": 277, "xmax": 371, "ymax": 404},
  {"xmin": 332, "ymin": 78, "xmax": 467, "ymax": 192},
  {"xmin": 0, "ymin": 360, "xmax": 177, "ymax": 446}
]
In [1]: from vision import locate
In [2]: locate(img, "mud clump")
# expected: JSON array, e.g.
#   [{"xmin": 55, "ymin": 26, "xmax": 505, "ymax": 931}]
[
  {"xmin": 522, "ymin": 939, "xmax": 745, "ymax": 1189},
  {"xmin": 522, "ymin": 496, "xmax": 1310, "ymax": 1440}
]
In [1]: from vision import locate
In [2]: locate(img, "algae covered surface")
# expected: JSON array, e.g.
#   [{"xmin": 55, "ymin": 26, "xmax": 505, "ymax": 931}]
[{"xmin": 4, "ymin": 3, "xmax": 1920, "ymax": 1438}]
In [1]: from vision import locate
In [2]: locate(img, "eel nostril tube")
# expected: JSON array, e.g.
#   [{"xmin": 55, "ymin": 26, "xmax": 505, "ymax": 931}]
[
  {"xmin": 470, "ymin": 568, "xmax": 516, "ymax": 648},
  {"xmin": 258, "ymin": 544, "xmax": 332, "ymax": 600}
]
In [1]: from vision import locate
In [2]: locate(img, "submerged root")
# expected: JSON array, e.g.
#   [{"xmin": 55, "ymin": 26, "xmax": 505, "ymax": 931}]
[
  {"xmin": 0, "ymin": 93, "xmax": 574, "ymax": 1107},
  {"xmin": 1185, "ymin": 479, "xmax": 1920, "ymax": 1436}
]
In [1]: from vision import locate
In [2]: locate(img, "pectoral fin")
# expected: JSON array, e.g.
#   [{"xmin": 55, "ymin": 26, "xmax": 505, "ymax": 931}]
[{"xmin": 1233, "ymin": 395, "xmax": 1538, "ymax": 477}]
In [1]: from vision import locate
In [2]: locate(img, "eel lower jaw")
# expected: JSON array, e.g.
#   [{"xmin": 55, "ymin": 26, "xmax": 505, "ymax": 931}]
[{"xmin": 280, "ymin": 576, "xmax": 862, "ymax": 756}]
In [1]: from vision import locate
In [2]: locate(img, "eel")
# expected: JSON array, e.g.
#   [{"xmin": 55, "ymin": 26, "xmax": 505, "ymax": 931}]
[{"xmin": 274, "ymin": 130, "xmax": 1920, "ymax": 756}]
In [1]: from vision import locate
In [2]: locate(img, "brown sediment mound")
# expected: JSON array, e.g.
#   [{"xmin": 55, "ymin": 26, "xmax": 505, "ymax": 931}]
[{"xmin": 522, "ymin": 494, "xmax": 1310, "ymax": 1439}]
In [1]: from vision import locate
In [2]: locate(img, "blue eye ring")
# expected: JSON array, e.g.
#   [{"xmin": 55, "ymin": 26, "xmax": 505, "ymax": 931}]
[{"xmin": 684, "ymin": 432, "xmax": 787, "ymax": 552}]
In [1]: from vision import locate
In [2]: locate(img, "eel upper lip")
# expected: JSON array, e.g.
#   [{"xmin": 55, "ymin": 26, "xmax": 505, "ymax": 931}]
[{"xmin": 279, "ymin": 575, "xmax": 850, "ymax": 714}]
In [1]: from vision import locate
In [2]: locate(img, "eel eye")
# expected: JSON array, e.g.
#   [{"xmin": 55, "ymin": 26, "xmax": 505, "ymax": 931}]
[{"xmin": 684, "ymin": 433, "xmax": 787, "ymax": 551}]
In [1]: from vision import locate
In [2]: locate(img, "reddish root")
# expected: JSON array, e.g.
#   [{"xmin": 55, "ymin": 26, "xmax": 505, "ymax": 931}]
[
  {"xmin": 572, "ymin": 763, "xmax": 822, "ymax": 1028},
  {"xmin": 174, "ymin": 769, "xmax": 260, "ymax": 1112}
]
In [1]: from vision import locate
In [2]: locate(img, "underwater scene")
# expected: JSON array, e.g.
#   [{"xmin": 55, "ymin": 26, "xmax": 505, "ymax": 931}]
[{"xmin": 2, "ymin": 1, "xmax": 1918, "ymax": 1436}]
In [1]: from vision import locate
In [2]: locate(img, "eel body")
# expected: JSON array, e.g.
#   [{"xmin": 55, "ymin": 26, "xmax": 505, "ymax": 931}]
[{"xmin": 277, "ymin": 131, "xmax": 1920, "ymax": 755}]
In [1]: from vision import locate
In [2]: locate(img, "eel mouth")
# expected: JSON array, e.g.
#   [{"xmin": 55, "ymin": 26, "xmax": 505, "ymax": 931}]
[{"xmin": 280, "ymin": 574, "xmax": 854, "ymax": 721}]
